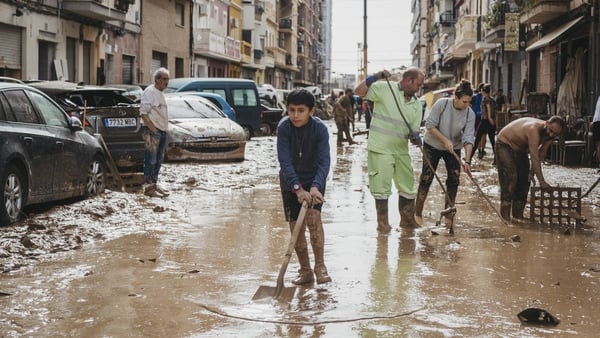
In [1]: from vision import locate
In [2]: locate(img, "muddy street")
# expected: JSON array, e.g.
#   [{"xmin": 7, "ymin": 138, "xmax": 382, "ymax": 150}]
[{"xmin": 1, "ymin": 120, "xmax": 599, "ymax": 337}]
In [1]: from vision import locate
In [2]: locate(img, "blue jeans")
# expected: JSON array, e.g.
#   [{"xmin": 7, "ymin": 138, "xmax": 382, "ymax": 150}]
[{"xmin": 143, "ymin": 128, "xmax": 167, "ymax": 184}]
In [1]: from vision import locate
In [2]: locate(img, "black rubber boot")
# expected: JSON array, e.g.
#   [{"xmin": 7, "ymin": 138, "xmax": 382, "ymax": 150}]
[
  {"xmin": 399, "ymin": 196, "xmax": 419, "ymax": 228},
  {"xmin": 500, "ymin": 201, "xmax": 512, "ymax": 221},
  {"xmin": 414, "ymin": 190, "xmax": 427, "ymax": 226},
  {"xmin": 512, "ymin": 200, "xmax": 527, "ymax": 220},
  {"xmin": 375, "ymin": 199, "xmax": 392, "ymax": 233}
]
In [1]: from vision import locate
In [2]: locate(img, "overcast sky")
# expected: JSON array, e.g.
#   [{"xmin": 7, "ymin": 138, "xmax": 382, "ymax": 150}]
[{"xmin": 330, "ymin": 0, "xmax": 413, "ymax": 76}]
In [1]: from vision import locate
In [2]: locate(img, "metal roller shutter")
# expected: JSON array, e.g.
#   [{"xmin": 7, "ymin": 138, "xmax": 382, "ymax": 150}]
[
  {"xmin": 0, "ymin": 23, "xmax": 22, "ymax": 69},
  {"xmin": 122, "ymin": 55, "xmax": 134, "ymax": 84}
]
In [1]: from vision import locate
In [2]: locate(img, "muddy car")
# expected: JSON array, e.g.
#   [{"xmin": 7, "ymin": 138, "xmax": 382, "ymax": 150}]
[
  {"xmin": 163, "ymin": 94, "xmax": 246, "ymax": 162},
  {"xmin": 0, "ymin": 83, "xmax": 106, "ymax": 225},
  {"xmin": 29, "ymin": 81, "xmax": 144, "ymax": 173}
]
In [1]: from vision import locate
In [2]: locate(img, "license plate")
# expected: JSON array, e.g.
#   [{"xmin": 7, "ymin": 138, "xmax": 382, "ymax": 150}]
[{"xmin": 105, "ymin": 118, "xmax": 137, "ymax": 127}]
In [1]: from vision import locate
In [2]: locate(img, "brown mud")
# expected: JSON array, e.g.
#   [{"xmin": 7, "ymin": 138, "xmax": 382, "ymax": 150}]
[{"xmin": 1, "ymin": 120, "xmax": 599, "ymax": 337}]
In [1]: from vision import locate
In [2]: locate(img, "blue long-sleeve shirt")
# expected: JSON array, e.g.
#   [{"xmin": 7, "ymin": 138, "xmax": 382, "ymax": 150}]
[{"xmin": 277, "ymin": 116, "xmax": 330, "ymax": 194}]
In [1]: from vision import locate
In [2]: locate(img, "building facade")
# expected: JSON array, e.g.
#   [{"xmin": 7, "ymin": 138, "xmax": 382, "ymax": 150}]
[
  {"xmin": 0, "ymin": 0, "xmax": 328, "ymax": 91},
  {"xmin": 411, "ymin": 0, "xmax": 597, "ymax": 119}
]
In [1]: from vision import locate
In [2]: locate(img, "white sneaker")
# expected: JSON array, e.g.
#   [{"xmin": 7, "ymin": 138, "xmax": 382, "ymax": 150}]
[{"xmin": 154, "ymin": 184, "xmax": 169, "ymax": 197}]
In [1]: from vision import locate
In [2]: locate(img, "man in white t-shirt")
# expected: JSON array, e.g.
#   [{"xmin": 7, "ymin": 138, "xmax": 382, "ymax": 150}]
[{"xmin": 139, "ymin": 67, "xmax": 170, "ymax": 197}]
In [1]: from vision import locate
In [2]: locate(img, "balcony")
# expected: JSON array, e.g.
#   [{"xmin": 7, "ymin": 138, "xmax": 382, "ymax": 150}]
[
  {"xmin": 61, "ymin": 0, "xmax": 126, "ymax": 22},
  {"xmin": 193, "ymin": 28, "xmax": 241, "ymax": 63},
  {"xmin": 263, "ymin": 49, "xmax": 275, "ymax": 68},
  {"xmin": 241, "ymin": 41, "xmax": 252, "ymax": 64},
  {"xmin": 520, "ymin": 0, "xmax": 569, "ymax": 25},
  {"xmin": 443, "ymin": 44, "xmax": 468, "ymax": 64},
  {"xmin": 454, "ymin": 15, "xmax": 478, "ymax": 52},
  {"xmin": 484, "ymin": 1, "xmax": 509, "ymax": 44},
  {"xmin": 279, "ymin": 18, "xmax": 293, "ymax": 32},
  {"xmin": 485, "ymin": 26, "xmax": 505, "ymax": 44}
]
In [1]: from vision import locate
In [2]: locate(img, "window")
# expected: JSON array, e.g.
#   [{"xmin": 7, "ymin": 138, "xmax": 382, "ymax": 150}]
[
  {"xmin": 202, "ymin": 88, "xmax": 227, "ymax": 99},
  {"xmin": 0, "ymin": 94, "xmax": 7, "ymax": 120},
  {"xmin": 29, "ymin": 91, "xmax": 67, "ymax": 128},
  {"xmin": 232, "ymin": 88, "xmax": 257, "ymax": 107},
  {"xmin": 4, "ymin": 90, "xmax": 40, "ymax": 124},
  {"xmin": 176, "ymin": 2, "xmax": 184, "ymax": 26}
]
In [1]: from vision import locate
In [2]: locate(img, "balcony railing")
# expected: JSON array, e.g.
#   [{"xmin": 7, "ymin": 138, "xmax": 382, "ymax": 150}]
[
  {"xmin": 519, "ymin": 0, "xmax": 569, "ymax": 25},
  {"xmin": 61, "ymin": 0, "xmax": 126, "ymax": 22},
  {"xmin": 454, "ymin": 15, "xmax": 478, "ymax": 51}
]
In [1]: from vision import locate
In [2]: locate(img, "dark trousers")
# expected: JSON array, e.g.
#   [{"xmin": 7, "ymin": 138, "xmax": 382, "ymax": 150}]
[
  {"xmin": 335, "ymin": 117, "xmax": 352, "ymax": 144},
  {"xmin": 496, "ymin": 140, "xmax": 530, "ymax": 207},
  {"xmin": 417, "ymin": 143, "xmax": 462, "ymax": 208},
  {"xmin": 474, "ymin": 119, "xmax": 496, "ymax": 153}
]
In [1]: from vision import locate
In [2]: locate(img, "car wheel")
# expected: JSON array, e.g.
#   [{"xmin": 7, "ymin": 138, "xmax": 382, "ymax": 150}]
[
  {"xmin": 1, "ymin": 165, "xmax": 26, "ymax": 225},
  {"xmin": 86, "ymin": 155, "xmax": 106, "ymax": 197},
  {"xmin": 242, "ymin": 126, "xmax": 252, "ymax": 140},
  {"xmin": 260, "ymin": 123, "xmax": 272, "ymax": 136}
]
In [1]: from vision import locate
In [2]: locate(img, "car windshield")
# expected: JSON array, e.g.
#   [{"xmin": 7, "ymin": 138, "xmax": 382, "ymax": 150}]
[{"xmin": 168, "ymin": 97, "xmax": 226, "ymax": 119}]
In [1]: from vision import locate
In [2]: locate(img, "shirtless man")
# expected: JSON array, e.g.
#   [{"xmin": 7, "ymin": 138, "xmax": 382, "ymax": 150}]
[{"xmin": 495, "ymin": 116, "xmax": 566, "ymax": 221}]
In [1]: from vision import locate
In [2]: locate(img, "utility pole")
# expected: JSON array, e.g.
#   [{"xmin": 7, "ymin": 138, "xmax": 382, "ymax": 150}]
[{"xmin": 362, "ymin": 0, "xmax": 368, "ymax": 81}]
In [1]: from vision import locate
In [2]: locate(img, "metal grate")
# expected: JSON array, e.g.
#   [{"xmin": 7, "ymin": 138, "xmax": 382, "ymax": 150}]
[{"xmin": 529, "ymin": 186, "xmax": 582, "ymax": 225}]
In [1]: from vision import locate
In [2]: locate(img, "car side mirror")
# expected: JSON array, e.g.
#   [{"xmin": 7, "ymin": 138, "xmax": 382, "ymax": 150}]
[{"xmin": 69, "ymin": 116, "xmax": 83, "ymax": 130}]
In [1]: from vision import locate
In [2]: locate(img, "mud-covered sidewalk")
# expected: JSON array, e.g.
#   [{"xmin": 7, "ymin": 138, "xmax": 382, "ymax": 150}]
[{"xmin": 1, "ymin": 120, "xmax": 599, "ymax": 337}]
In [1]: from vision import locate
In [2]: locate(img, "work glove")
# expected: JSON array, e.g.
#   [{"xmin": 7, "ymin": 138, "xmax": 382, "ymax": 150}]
[
  {"xmin": 409, "ymin": 131, "xmax": 422, "ymax": 146},
  {"xmin": 374, "ymin": 70, "xmax": 392, "ymax": 80}
]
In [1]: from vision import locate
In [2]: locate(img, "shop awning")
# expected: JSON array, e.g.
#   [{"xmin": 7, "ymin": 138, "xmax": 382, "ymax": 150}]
[{"xmin": 526, "ymin": 17, "xmax": 584, "ymax": 52}]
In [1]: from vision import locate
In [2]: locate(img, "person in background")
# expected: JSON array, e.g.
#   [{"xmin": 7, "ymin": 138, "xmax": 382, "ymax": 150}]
[
  {"xmin": 139, "ymin": 67, "xmax": 170, "ymax": 197},
  {"xmin": 474, "ymin": 84, "xmax": 497, "ymax": 163},
  {"xmin": 354, "ymin": 67, "xmax": 425, "ymax": 232},
  {"xmin": 594, "ymin": 96, "xmax": 600, "ymax": 167},
  {"xmin": 334, "ymin": 89, "xmax": 356, "ymax": 146},
  {"xmin": 363, "ymin": 99, "xmax": 373, "ymax": 129},
  {"xmin": 355, "ymin": 95, "xmax": 364, "ymax": 122},
  {"xmin": 326, "ymin": 90, "xmax": 338, "ymax": 117},
  {"xmin": 471, "ymin": 83, "xmax": 485, "ymax": 156},
  {"xmin": 414, "ymin": 80, "xmax": 476, "ymax": 226},
  {"xmin": 277, "ymin": 87, "xmax": 332, "ymax": 285},
  {"xmin": 495, "ymin": 116, "xmax": 566, "ymax": 221},
  {"xmin": 495, "ymin": 88, "xmax": 507, "ymax": 113}
]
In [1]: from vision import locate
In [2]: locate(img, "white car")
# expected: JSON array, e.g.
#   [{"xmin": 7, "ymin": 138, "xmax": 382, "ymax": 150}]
[
  {"xmin": 164, "ymin": 94, "xmax": 246, "ymax": 162},
  {"xmin": 258, "ymin": 84, "xmax": 277, "ymax": 105}
]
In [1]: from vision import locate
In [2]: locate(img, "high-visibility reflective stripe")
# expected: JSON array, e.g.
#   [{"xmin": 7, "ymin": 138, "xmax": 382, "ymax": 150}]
[
  {"xmin": 369, "ymin": 125, "xmax": 408, "ymax": 138},
  {"xmin": 371, "ymin": 111, "xmax": 405, "ymax": 124}
]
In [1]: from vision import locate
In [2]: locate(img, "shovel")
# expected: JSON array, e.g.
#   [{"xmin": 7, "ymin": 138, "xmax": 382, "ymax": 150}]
[{"xmin": 252, "ymin": 201, "xmax": 308, "ymax": 301}]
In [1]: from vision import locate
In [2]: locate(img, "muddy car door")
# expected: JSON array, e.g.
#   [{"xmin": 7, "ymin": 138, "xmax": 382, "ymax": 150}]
[
  {"xmin": 1, "ymin": 89, "xmax": 57, "ymax": 197},
  {"xmin": 28, "ymin": 90, "xmax": 87, "ymax": 195}
]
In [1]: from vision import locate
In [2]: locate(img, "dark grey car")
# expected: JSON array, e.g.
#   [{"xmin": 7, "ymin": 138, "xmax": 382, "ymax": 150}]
[
  {"xmin": 29, "ymin": 81, "xmax": 144, "ymax": 172},
  {"xmin": 0, "ymin": 83, "xmax": 106, "ymax": 225}
]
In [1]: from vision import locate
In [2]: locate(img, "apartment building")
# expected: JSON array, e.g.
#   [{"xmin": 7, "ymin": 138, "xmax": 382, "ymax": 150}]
[
  {"xmin": 0, "ymin": 0, "xmax": 327, "ymax": 90},
  {"xmin": 411, "ymin": 0, "xmax": 597, "ymax": 117}
]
